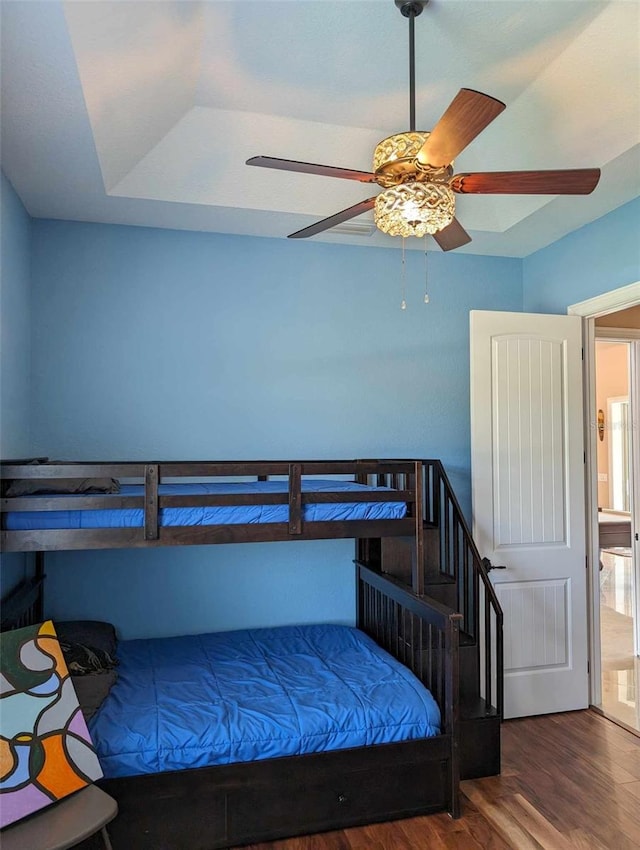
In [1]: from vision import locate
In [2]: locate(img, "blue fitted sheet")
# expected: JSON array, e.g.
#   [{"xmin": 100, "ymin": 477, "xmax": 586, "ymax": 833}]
[
  {"xmin": 90, "ymin": 624, "xmax": 441, "ymax": 779},
  {"xmin": 4, "ymin": 480, "xmax": 406, "ymax": 530}
]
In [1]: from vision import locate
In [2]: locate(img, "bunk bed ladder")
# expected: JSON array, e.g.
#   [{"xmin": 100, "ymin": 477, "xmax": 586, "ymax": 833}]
[
  {"xmin": 357, "ymin": 459, "xmax": 503, "ymax": 780},
  {"xmin": 425, "ymin": 460, "xmax": 503, "ymax": 779}
]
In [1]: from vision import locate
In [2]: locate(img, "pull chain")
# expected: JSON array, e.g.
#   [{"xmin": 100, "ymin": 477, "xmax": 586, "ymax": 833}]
[
  {"xmin": 401, "ymin": 238, "xmax": 407, "ymax": 310},
  {"xmin": 424, "ymin": 236, "xmax": 430, "ymax": 304}
]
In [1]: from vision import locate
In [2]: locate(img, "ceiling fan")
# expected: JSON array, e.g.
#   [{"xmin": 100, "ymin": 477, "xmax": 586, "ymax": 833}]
[{"xmin": 246, "ymin": 0, "xmax": 600, "ymax": 251}]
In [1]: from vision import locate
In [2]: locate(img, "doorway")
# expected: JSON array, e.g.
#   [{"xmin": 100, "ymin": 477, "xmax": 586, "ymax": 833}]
[
  {"xmin": 595, "ymin": 333, "xmax": 638, "ymax": 730},
  {"xmin": 569, "ymin": 284, "xmax": 640, "ymax": 735}
]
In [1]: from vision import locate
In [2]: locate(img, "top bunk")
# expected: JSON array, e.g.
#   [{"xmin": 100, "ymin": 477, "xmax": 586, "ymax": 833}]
[{"xmin": 0, "ymin": 458, "xmax": 427, "ymax": 552}]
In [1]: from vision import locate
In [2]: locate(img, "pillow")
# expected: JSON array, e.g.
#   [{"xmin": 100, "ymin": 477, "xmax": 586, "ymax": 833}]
[
  {"xmin": 60, "ymin": 640, "xmax": 118, "ymax": 675},
  {"xmin": 71, "ymin": 670, "xmax": 117, "ymax": 721},
  {"xmin": 4, "ymin": 477, "xmax": 120, "ymax": 497},
  {"xmin": 55, "ymin": 620, "xmax": 118, "ymax": 657}
]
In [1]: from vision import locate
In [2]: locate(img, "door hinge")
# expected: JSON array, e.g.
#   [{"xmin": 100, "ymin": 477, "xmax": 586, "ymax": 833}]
[
  {"xmin": 582, "ymin": 348, "xmax": 584, "ymax": 360},
  {"xmin": 584, "ymin": 451, "xmax": 586, "ymax": 464},
  {"xmin": 587, "ymin": 660, "xmax": 590, "ymax": 675}
]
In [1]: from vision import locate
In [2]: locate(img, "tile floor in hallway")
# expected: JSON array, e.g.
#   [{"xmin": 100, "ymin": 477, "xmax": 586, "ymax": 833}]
[{"xmin": 599, "ymin": 548, "xmax": 639, "ymax": 733}]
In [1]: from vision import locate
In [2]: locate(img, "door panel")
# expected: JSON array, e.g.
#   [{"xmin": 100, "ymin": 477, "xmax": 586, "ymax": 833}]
[
  {"xmin": 471, "ymin": 310, "xmax": 587, "ymax": 718},
  {"xmin": 493, "ymin": 336, "xmax": 566, "ymax": 545}
]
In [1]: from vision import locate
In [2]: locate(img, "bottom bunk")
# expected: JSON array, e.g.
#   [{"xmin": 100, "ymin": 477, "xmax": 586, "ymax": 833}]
[{"xmin": 0, "ymin": 563, "xmax": 461, "ymax": 850}]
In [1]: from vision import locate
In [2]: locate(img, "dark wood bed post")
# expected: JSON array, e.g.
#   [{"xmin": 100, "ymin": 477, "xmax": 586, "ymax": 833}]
[
  {"xmin": 288, "ymin": 463, "xmax": 302, "ymax": 535},
  {"xmin": 412, "ymin": 461, "xmax": 425, "ymax": 596},
  {"xmin": 144, "ymin": 464, "xmax": 159, "ymax": 541},
  {"xmin": 354, "ymin": 460, "xmax": 368, "ymax": 568},
  {"xmin": 444, "ymin": 613, "xmax": 461, "ymax": 818},
  {"xmin": 34, "ymin": 551, "xmax": 45, "ymax": 622}
]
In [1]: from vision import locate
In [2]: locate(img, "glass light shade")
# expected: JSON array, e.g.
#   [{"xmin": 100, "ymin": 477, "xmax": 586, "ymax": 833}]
[
  {"xmin": 373, "ymin": 132, "xmax": 429, "ymax": 185},
  {"xmin": 374, "ymin": 182, "xmax": 456, "ymax": 238},
  {"xmin": 373, "ymin": 132, "xmax": 452, "ymax": 187},
  {"xmin": 373, "ymin": 132, "xmax": 429, "ymax": 171}
]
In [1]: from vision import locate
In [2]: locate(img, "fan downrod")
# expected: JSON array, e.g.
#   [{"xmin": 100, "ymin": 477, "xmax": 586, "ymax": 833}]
[
  {"xmin": 395, "ymin": 0, "xmax": 429, "ymax": 131},
  {"xmin": 395, "ymin": 0, "xmax": 429, "ymax": 18}
]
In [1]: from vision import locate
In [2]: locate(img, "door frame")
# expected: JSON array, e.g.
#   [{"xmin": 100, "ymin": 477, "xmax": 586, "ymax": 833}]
[{"xmin": 568, "ymin": 281, "xmax": 640, "ymax": 708}]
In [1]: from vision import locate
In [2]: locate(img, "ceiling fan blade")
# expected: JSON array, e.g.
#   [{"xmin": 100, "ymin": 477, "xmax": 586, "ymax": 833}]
[
  {"xmin": 432, "ymin": 218, "xmax": 472, "ymax": 252},
  {"xmin": 288, "ymin": 198, "xmax": 377, "ymax": 239},
  {"xmin": 451, "ymin": 169, "xmax": 601, "ymax": 194},
  {"xmin": 246, "ymin": 156, "xmax": 377, "ymax": 183},
  {"xmin": 416, "ymin": 89, "xmax": 506, "ymax": 169}
]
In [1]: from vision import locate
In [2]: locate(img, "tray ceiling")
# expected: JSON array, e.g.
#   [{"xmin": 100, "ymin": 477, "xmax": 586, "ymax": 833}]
[{"xmin": 1, "ymin": 0, "xmax": 638, "ymax": 256}]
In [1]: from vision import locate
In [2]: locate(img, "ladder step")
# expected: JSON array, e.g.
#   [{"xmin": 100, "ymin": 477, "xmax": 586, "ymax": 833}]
[{"xmin": 423, "ymin": 579, "xmax": 456, "ymax": 609}]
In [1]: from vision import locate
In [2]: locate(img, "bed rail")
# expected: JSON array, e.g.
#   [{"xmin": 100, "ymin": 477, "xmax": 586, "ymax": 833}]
[
  {"xmin": 0, "ymin": 459, "xmax": 419, "ymax": 551},
  {"xmin": 357, "ymin": 562, "xmax": 461, "ymax": 817}
]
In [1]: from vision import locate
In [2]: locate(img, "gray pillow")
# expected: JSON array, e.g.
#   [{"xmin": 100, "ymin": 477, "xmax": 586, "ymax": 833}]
[
  {"xmin": 55, "ymin": 620, "xmax": 118, "ymax": 657},
  {"xmin": 4, "ymin": 477, "xmax": 120, "ymax": 497},
  {"xmin": 71, "ymin": 670, "xmax": 117, "ymax": 721}
]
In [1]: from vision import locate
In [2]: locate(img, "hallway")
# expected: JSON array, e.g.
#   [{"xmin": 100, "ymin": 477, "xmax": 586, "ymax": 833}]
[{"xmin": 600, "ymin": 548, "xmax": 639, "ymax": 733}]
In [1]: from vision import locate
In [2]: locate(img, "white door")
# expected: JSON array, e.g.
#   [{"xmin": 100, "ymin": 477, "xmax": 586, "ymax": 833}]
[{"xmin": 470, "ymin": 310, "xmax": 588, "ymax": 719}]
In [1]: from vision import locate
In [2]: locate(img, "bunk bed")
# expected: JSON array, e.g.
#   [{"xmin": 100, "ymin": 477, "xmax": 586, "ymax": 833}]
[{"xmin": 0, "ymin": 458, "xmax": 498, "ymax": 849}]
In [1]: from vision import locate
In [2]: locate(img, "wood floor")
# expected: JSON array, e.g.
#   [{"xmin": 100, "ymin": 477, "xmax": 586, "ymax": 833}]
[{"xmin": 242, "ymin": 711, "xmax": 640, "ymax": 850}]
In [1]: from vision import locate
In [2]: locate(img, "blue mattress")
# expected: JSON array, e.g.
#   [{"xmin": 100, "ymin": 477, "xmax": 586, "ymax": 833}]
[
  {"xmin": 4, "ymin": 480, "xmax": 406, "ymax": 530},
  {"xmin": 90, "ymin": 624, "xmax": 441, "ymax": 779}
]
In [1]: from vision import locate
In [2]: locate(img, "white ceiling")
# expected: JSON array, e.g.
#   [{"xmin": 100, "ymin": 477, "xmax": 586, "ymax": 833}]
[{"xmin": 1, "ymin": 0, "xmax": 639, "ymax": 256}]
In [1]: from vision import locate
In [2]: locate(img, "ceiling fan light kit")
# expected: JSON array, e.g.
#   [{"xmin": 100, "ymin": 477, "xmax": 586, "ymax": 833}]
[
  {"xmin": 372, "ymin": 131, "xmax": 456, "ymax": 236},
  {"xmin": 246, "ymin": 0, "xmax": 601, "ymax": 250},
  {"xmin": 375, "ymin": 182, "xmax": 455, "ymax": 238}
]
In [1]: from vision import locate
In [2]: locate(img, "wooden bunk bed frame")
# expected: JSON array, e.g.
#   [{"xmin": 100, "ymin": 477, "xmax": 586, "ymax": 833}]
[
  {"xmin": 0, "ymin": 458, "xmax": 501, "ymax": 849},
  {"xmin": 0, "ymin": 459, "xmax": 423, "ymax": 555}
]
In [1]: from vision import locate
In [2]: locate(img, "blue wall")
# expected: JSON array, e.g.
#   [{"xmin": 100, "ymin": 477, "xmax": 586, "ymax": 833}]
[
  {"xmin": 1, "ymin": 173, "xmax": 31, "ymax": 457},
  {"xmin": 0, "ymin": 172, "xmax": 32, "ymax": 593},
  {"xmin": 7, "ymin": 194, "xmax": 640, "ymax": 639},
  {"xmin": 29, "ymin": 220, "xmax": 522, "ymax": 638},
  {"xmin": 523, "ymin": 197, "xmax": 640, "ymax": 312}
]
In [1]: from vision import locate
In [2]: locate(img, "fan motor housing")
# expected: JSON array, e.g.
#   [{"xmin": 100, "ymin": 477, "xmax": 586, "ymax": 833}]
[{"xmin": 373, "ymin": 132, "xmax": 452, "ymax": 187}]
